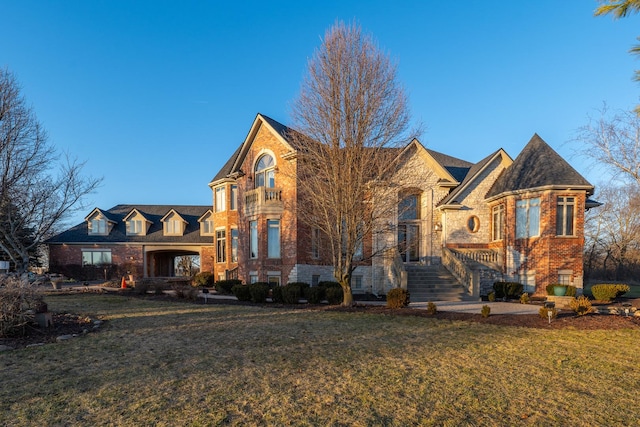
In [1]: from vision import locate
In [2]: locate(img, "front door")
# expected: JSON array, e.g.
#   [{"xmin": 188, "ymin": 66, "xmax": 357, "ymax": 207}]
[{"xmin": 398, "ymin": 224, "xmax": 420, "ymax": 262}]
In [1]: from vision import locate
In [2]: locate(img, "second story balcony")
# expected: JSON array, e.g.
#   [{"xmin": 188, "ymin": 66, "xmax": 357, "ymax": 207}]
[{"xmin": 244, "ymin": 187, "xmax": 284, "ymax": 216}]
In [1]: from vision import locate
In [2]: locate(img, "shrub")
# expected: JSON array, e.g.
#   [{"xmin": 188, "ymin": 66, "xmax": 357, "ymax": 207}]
[
  {"xmin": 481, "ymin": 305, "xmax": 491, "ymax": 318},
  {"xmin": 271, "ymin": 285, "xmax": 284, "ymax": 303},
  {"xmin": 288, "ymin": 282, "xmax": 310, "ymax": 295},
  {"xmin": 282, "ymin": 283, "xmax": 302, "ymax": 304},
  {"xmin": 426, "ymin": 301, "xmax": 437, "ymax": 315},
  {"xmin": 305, "ymin": 287, "xmax": 325, "ymax": 304},
  {"xmin": 232, "ymin": 284, "xmax": 251, "ymax": 301},
  {"xmin": 539, "ymin": 306, "xmax": 558, "ymax": 320},
  {"xmin": 134, "ymin": 282, "xmax": 150, "ymax": 295},
  {"xmin": 325, "ymin": 287, "xmax": 344, "ymax": 305},
  {"xmin": 249, "ymin": 283, "xmax": 269, "ymax": 303},
  {"xmin": 569, "ymin": 295, "xmax": 592, "ymax": 316},
  {"xmin": 519, "ymin": 292, "xmax": 530, "ymax": 304},
  {"xmin": 193, "ymin": 272, "xmax": 215, "ymax": 287},
  {"xmin": 173, "ymin": 285, "xmax": 198, "ymax": 300},
  {"xmin": 487, "ymin": 292, "xmax": 496, "ymax": 302},
  {"xmin": 591, "ymin": 284, "xmax": 630, "ymax": 301},
  {"xmin": 493, "ymin": 282, "xmax": 523, "ymax": 299},
  {"xmin": 216, "ymin": 279, "xmax": 242, "ymax": 295},
  {"xmin": 386, "ymin": 288, "xmax": 410, "ymax": 308},
  {"xmin": 0, "ymin": 277, "xmax": 42, "ymax": 337},
  {"xmin": 565, "ymin": 285, "xmax": 577, "ymax": 297},
  {"xmin": 319, "ymin": 281, "xmax": 341, "ymax": 289}
]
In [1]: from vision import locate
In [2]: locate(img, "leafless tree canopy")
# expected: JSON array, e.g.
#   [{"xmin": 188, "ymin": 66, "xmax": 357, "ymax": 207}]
[
  {"xmin": 0, "ymin": 68, "xmax": 101, "ymax": 273},
  {"xmin": 289, "ymin": 21, "xmax": 418, "ymax": 305},
  {"xmin": 576, "ymin": 106, "xmax": 640, "ymax": 186}
]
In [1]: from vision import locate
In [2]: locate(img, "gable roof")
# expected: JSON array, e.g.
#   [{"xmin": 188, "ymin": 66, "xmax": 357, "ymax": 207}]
[
  {"xmin": 438, "ymin": 148, "xmax": 512, "ymax": 207},
  {"xmin": 46, "ymin": 205, "xmax": 213, "ymax": 245},
  {"xmin": 425, "ymin": 148, "xmax": 474, "ymax": 183},
  {"xmin": 486, "ymin": 134, "xmax": 593, "ymax": 200}
]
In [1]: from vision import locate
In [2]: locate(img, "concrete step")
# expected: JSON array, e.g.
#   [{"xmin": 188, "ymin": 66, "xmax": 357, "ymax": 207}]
[{"xmin": 405, "ymin": 264, "xmax": 470, "ymax": 302}]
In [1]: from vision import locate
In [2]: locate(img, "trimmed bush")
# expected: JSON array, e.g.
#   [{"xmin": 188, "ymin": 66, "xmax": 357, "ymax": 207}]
[
  {"xmin": 271, "ymin": 285, "xmax": 284, "ymax": 303},
  {"xmin": 134, "ymin": 282, "xmax": 150, "ymax": 295},
  {"xmin": 519, "ymin": 292, "xmax": 530, "ymax": 304},
  {"xmin": 193, "ymin": 272, "xmax": 215, "ymax": 287},
  {"xmin": 232, "ymin": 284, "xmax": 251, "ymax": 301},
  {"xmin": 493, "ymin": 282, "xmax": 523, "ymax": 299},
  {"xmin": 216, "ymin": 279, "xmax": 242, "ymax": 295},
  {"xmin": 591, "ymin": 284, "xmax": 630, "ymax": 301},
  {"xmin": 288, "ymin": 282, "xmax": 310, "ymax": 296},
  {"xmin": 426, "ymin": 301, "xmax": 437, "ymax": 315},
  {"xmin": 249, "ymin": 283, "xmax": 269, "ymax": 303},
  {"xmin": 305, "ymin": 287, "xmax": 325, "ymax": 304},
  {"xmin": 386, "ymin": 288, "xmax": 410, "ymax": 308},
  {"xmin": 569, "ymin": 295, "xmax": 592, "ymax": 316},
  {"xmin": 488, "ymin": 292, "xmax": 496, "ymax": 302},
  {"xmin": 282, "ymin": 283, "xmax": 302, "ymax": 304},
  {"xmin": 318, "ymin": 281, "xmax": 341, "ymax": 289},
  {"xmin": 174, "ymin": 286, "xmax": 198, "ymax": 300},
  {"xmin": 325, "ymin": 287, "xmax": 344, "ymax": 305}
]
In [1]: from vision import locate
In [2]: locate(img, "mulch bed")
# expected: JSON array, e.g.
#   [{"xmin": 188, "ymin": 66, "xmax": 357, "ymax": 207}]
[{"xmin": 1, "ymin": 312, "xmax": 95, "ymax": 350}]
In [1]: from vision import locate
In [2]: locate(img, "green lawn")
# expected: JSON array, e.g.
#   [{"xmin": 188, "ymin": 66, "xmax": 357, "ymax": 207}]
[{"xmin": 1, "ymin": 294, "xmax": 639, "ymax": 426}]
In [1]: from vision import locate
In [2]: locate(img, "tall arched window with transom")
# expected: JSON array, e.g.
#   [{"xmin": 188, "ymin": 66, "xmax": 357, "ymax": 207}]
[{"xmin": 255, "ymin": 154, "xmax": 275, "ymax": 188}]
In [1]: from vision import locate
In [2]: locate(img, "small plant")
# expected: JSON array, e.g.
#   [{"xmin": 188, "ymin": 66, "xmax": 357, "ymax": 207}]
[
  {"xmin": 519, "ymin": 292, "xmax": 530, "ymax": 304},
  {"xmin": 591, "ymin": 284, "xmax": 630, "ymax": 302},
  {"xmin": 426, "ymin": 301, "xmax": 437, "ymax": 315},
  {"xmin": 481, "ymin": 305, "xmax": 491, "ymax": 318},
  {"xmin": 487, "ymin": 292, "xmax": 496, "ymax": 302},
  {"xmin": 249, "ymin": 283, "xmax": 269, "ymax": 303},
  {"xmin": 539, "ymin": 306, "xmax": 558, "ymax": 320},
  {"xmin": 193, "ymin": 272, "xmax": 215, "ymax": 287},
  {"xmin": 569, "ymin": 295, "xmax": 592, "ymax": 316},
  {"xmin": 386, "ymin": 288, "xmax": 410, "ymax": 309},
  {"xmin": 232, "ymin": 284, "xmax": 251, "ymax": 301}
]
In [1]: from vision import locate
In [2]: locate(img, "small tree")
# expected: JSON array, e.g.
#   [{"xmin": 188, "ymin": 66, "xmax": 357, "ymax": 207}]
[
  {"xmin": 0, "ymin": 68, "xmax": 101, "ymax": 274},
  {"xmin": 289, "ymin": 22, "xmax": 418, "ymax": 306}
]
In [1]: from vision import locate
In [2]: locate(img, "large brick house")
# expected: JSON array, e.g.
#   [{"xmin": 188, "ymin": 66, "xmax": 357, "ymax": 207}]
[
  {"xmin": 209, "ymin": 114, "xmax": 596, "ymax": 297},
  {"xmin": 47, "ymin": 113, "xmax": 596, "ymax": 297}
]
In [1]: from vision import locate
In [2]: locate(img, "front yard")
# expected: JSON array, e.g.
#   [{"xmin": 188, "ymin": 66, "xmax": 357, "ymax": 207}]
[{"xmin": 1, "ymin": 293, "xmax": 639, "ymax": 426}]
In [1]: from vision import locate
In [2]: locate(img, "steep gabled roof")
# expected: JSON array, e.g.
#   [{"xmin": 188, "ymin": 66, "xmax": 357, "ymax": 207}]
[
  {"xmin": 425, "ymin": 148, "xmax": 474, "ymax": 183},
  {"xmin": 46, "ymin": 205, "xmax": 212, "ymax": 244},
  {"xmin": 486, "ymin": 134, "xmax": 593, "ymax": 200},
  {"xmin": 438, "ymin": 148, "xmax": 512, "ymax": 207},
  {"xmin": 123, "ymin": 208, "xmax": 152, "ymax": 223}
]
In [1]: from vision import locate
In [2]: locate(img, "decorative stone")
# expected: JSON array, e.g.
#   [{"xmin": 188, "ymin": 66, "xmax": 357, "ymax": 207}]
[{"xmin": 56, "ymin": 334, "xmax": 74, "ymax": 342}]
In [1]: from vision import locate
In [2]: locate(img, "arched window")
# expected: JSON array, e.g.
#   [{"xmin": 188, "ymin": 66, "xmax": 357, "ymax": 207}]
[{"xmin": 255, "ymin": 154, "xmax": 275, "ymax": 188}]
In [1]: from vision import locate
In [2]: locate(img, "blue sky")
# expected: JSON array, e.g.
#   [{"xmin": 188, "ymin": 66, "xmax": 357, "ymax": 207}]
[{"xmin": 3, "ymin": 1, "xmax": 639, "ymax": 226}]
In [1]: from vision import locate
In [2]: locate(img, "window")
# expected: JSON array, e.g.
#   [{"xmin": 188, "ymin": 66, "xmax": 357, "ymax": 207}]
[
  {"xmin": 230, "ymin": 185, "xmax": 238, "ymax": 210},
  {"xmin": 250, "ymin": 220, "xmax": 258, "ymax": 259},
  {"xmin": 558, "ymin": 270, "xmax": 572, "ymax": 285},
  {"xmin": 215, "ymin": 186, "xmax": 226, "ymax": 212},
  {"xmin": 127, "ymin": 219, "xmax": 143, "ymax": 235},
  {"xmin": 249, "ymin": 274, "xmax": 258, "ymax": 284},
  {"xmin": 492, "ymin": 204, "xmax": 504, "ymax": 241},
  {"xmin": 255, "ymin": 154, "xmax": 275, "ymax": 188},
  {"xmin": 399, "ymin": 193, "xmax": 420, "ymax": 221},
  {"xmin": 82, "ymin": 249, "xmax": 112, "ymax": 266},
  {"xmin": 268, "ymin": 275, "xmax": 281, "ymax": 286},
  {"xmin": 267, "ymin": 219, "xmax": 281, "ymax": 258},
  {"xmin": 231, "ymin": 228, "xmax": 238, "ymax": 263},
  {"xmin": 516, "ymin": 198, "xmax": 540, "ymax": 239},
  {"xmin": 311, "ymin": 228, "xmax": 321, "ymax": 259},
  {"xmin": 353, "ymin": 275, "xmax": 363, "ymax": 290},
  {"xmin": 165, "ymin": 220, "xmax": 182, "ymax": 235},
  {"xmin": 312, "ymin": 275, "xmax": 320, "ymax": 287},
  {"xmin": 202, "ymin": 219, "xmax": 214, "ymax": 235},
  {"xmin": 90, "ymin": 219, "xmax": 107, "ymax": 235},
  {"xmin": 556, "ymin": 196, "xmax": 575, "ymax": 236},
  {"xmin": 216, "ymin": 230, "xmax": 226, "ymax": 263},
  {"xmin": 467, "ymin": 216, "xmax": 480, "ymax": 233}
]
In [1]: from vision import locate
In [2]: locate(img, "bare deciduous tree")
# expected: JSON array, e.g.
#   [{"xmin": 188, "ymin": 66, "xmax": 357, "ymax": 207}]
[
  {"xmin": 576, "ymin": 106, "xmax": 640, "ymax": 185},
  {"xmin": 289, "ymin": 21, "xmax": 419, "ymax": 306},
  {"xmin": 0, "ymin": 68, "xmax": 101, "ymax": 274}
]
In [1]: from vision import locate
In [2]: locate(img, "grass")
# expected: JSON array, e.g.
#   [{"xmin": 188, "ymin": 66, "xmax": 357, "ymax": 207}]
[{"xmin": 2, "ymin": 294, "xmax": 640, "ymax": 426}]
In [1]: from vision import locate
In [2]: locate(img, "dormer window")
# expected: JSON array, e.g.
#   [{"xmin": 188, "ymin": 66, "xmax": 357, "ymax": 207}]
[
  {"xmin": 128, "ymin": 219, "xmax": 143, "ymax": 235},
  {"xmin": 198, "ymin": 210, "xmax": 215, "ymax": 236},
  {"xmin": 124, "ymin": 209, "xmax": 150, "ymax": 236},
  {"xmin": 90, "ymin": 219, "xmax": 107, "ymax": 235},
  {"xmin": 165, "ymin": 219, "xmax": 183, "ymax": 235},
  {"xmin": 255, "ymin": 154, "xmax": 275, "ymax": 188}
]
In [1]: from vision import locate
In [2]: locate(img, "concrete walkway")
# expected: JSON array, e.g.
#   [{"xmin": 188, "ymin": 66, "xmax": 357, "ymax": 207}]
[{"xmin": 410, "ymin": 300, "xmax": 541, "ymax": 315}]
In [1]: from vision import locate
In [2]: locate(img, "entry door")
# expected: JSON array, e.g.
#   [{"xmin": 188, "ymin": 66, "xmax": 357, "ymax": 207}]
[{"xmin": 398, "ymin": 224, "xmax": 420, "ymax": 262}]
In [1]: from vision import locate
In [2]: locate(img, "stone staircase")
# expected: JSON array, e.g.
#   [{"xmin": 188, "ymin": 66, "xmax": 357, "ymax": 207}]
[{"xmin": 405, "ymin": 264, "xmax": 473, "ymax": 302}]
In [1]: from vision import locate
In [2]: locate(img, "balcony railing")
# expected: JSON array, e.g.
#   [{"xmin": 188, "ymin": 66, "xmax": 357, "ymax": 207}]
[{"xmin": 244, "ymin": 187, "xmax": 283, "ymax": 215}]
